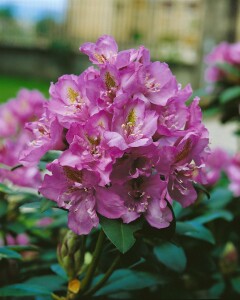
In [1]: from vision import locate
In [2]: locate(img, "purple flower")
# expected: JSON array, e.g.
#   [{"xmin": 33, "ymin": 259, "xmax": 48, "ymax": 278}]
[
  {"xmin": 48, "ymin": 73, "xmax": 96, "ymax": 128},
  {"xmin": 80, "ymin": 35, "xmax": 118, "ymax": 66},
  {"xmin": 39, "ymin": 161, "xmax": 125, "ymax": 235},
  {"xmin": 104, "ymin": 98, "xmax": 158, "ymax": 150},
  {"xmin": 110, "ymin": 173, "xmax": 172, "ymax": 228},
  {"xmin": 157, "ymin": 133, "xmax": 209, "ymax": 207},
  {"xmin": 20, "ymin": 110, "xmax": 65, "ymax": 166},
  {"xmin": 106, "ymin": 150, "xmax": 173, "ymax": 227},
  {"xmin": 10, "ymin": 89, "xmax": 45, "ymax": 125},
  {"xmin": 5, "ymin": 233, "xmax": 29, "ymax": 246},
  {"xmin": 205, "ymin": 42, "xmax": 240, "ymax": 83},
  {"xmin": 136, "ymin": 62, "xmax": 178, "ymax": 105},
  {"xmin": 0, "ymin": 141, "xmax": 42, "ymax": 188},
  {"xmin": 204, "ymin": 148, "xmax": 230, "ymax": 186},
  {"xmin": 59, "ymin": 113, "xmax": 122, "ymax": 186},
  {"xmin": 227, "ymin": 153, "xmax": 240, "ymax": 197},
  {"xmin": 0, "ymin": 101, "xmax": 20, "ymax": 138},
  {"xmin": 0, "ymin": 89, "xmax": 46, "ymax": 188},
  {"xmin": 155, "ymin": 84, "xmax": 192, "ymax": 137},
  {"xmin": 21, "ymin": 34, "xmax": 210, "ymax": 234}
]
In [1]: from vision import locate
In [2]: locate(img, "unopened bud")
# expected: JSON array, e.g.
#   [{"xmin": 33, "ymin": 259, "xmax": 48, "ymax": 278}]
[
  {"xmin": 219, "ymin": 242, "xmax": 238, "ymax": 275},
  {"xmin": 57, "ymin": 230, "xmax": 85, "ymax": 280}
]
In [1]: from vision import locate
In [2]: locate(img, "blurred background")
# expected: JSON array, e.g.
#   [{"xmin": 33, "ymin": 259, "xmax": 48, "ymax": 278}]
[{"xmin": 0, "ymin": 0, "xmax": 239, "ymax": 151}]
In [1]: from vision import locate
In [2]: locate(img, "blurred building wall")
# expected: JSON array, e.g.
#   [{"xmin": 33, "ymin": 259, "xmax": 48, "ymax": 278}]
[
  {"xmin": 66, "ymin": 0, "xmax": 204, "ymax": 65},
  {"xmin": 0, "ymin": 0, "xmax": 239, "ymax": 88}
]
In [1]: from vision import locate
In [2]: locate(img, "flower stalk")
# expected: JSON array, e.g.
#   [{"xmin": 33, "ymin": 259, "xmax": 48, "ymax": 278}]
[
  {"xmin": 80, "ymin": 229, "xmax": 105, "ymax": 294},
  {"xmin": 84, "ymin": 254, "xmax": 121, "ymax": 297}
]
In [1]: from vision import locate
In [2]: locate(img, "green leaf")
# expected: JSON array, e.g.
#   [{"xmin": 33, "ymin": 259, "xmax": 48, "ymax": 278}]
[
  {"xmin": 40, "ymin": 198, "xmax": 56, "ymax": 212},
  {"xmin": 190, "ymin": 87, "xmax": 210, "ymax": 99},
  {"xmin": 6, "ymin": 245, "xmax": 39, "ymax": 252},
  {"xmin": 192, "ymin": 210, "xmax": 233, "ymax": 224},
  {"xmin": 50, "ymin": 264, "xmax": 68, "ymax": 280},
  {"xmin": 20, "ymin": 202, "xmax": 40, "ymax": 210},
  {"xmin": 24, "ymin": 275, "xmax": 66, "ymax": 292},
  {"xmin": 208, "ymin": 280, "xmax": 225, "ymax": 297},
  {"xmin": 6, "ymin": 222, "xmax": 26, "ymax": 234},
  {"xmin": 100, "ymin": 217, "xmax": 143, "ymax": 254},
  {"xmin": 0, "ymin": 163, "xmax": 11, "ymax": 170},
  {"xmin": 154, "ymin": 242, "xmax": 187, "ymax": 273},
  {"xmin": 41, "ymin": 150, "xmax": 62, "ymax": 163},
  {"xmin": 0, "ymin": 201, "xmax": 8, "ymax": 217},
  {"xmin": 176, "ymin": 222, "xmax": 215, "ymax": 244},
  {"xmin": 203, "ymin": 107, "xmax": 220, "ymax": 118},
  {"xmin": 94, "ymin": 269, "xmax": 161, "ymax": 296},
  {"xmin": 231, "ymin": 277, "xmax": 240, "ymax": 294},
  {"xmin": 0, "ymin": 283, "xmax": 51, "ymax": 296},
  {"xmin": 0, "ymin": 183, "xmax": 13, "ymax": 194},
  {"xmin": 205, "ymin": 187, "xmax": 232, "ymax": 209},
  {"xmin": 0, "ymin": 247, "xmax": 22, "ymax": 260},
  {"xmin": 220, "ymin": 86, "xmax": 240, "ymax": 104},
  {"xmin": 193, "ymin": 183, "xmax": 210, "ymax": 199},
  {"xmin": 217, "ymin": 62, "xmax": 240, "ymax": 78}
]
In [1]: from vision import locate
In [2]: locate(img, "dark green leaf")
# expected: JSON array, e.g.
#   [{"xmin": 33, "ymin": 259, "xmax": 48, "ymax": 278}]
[
  {"xmin": 40, "ymin": 198, "xmax": 56, "ymax": 212},
  {"xmin": 205, "ymin": 188, "xmax": 233, "ymax": 209},
  {"xmin": 176, "ymin": 221, "xmax": 215, "ymax": 244},
  {"xmin": 41, "ymin": 150, "xmax": 62, "ymax": 163},
  {"xmin": 36, "ymin": 296, "xmax": 52, "ymax": 300},
  {"xmin": 38, "ymin": 161, "xmax": 47, "ymax": 170},
  {"xmin": 100, "ymin": 217, "xmax": 143, "ymax": 254},
  {"xmin": 106, "ymin": 291, "xmax": 132, "ymax": 299},
  {"xmin": 192, "ymin": 210, "xmax": 233, "ymax": 224},
  {"xmin": 94, "ymin": 269, "xmax": 161, "ymax": 296},
  {"xmin": 0, "ymin": 183, "xmax": 13, "ymax": 194},
  {"xmin": 193, "ymin": 183, "xmax": 210, "ymax": 199},
  {"xmin": 20, "ymin": 202, "xmax": 40, "ymax": 210},
  {"xmin": 6, "ymin": 222, "xmax": 25, "ymax": 234},
  {"xmin": 0, "ymin": 247, "xmax": 22, "ymax": 259},
  {"xmin": 203, "ymin": 107, "xmax": 220, "ymax": 117},
  {"xmin": 172, "ymin": 202, "xmax": 192, "ymax": 220},
  {"xmin": 154, "ymin": 242, "xmax": 187, "ymax": 272},
  {"xmin": 0, "ymin": 284, "xmax": 51, "ymax": 296},
  {"xmin": 220, "ymin": 86, "xmax": 240, "ymax": 104},
  {"xmin": 189, "ymin": 87, "xmax": 210, "ymax": 99},
  {"xmin": 0, "ymin": 201, "xmax": 8, "ymax": 217},
  {"xmin": 50, "ymin": 264, "xmax": 68, "ymax": 280},
  {"xmin": 24, "ymin": 275, "xmax": 66, "ymax": 291},
  {"xmin": 6, "ymin": 245, "xmax": 39, "ymax": 252},
  {"xmin": 217, "ymin": 62, "xmax": 240, "ymax": 78},
  {"xmin": 208, "ymin": 280, "xmax": 225, "ymax": 297},
  {"xmin": 234, "ymin": 127, "xmax": 240, "ymax": 136},
  {"xmin": 231, "ymin": 277, "xmax": 240, "ymax": 294}
]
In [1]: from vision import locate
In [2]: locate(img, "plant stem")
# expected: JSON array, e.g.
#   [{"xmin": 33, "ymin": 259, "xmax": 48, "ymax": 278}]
[
  {"xmin": 80, "ymin": 229, "xmax": 105, "ymax": 293},
  {"xmin": 84, "ymin": 254, "xmax": 121, "ymax": 297},
  {"xmin": 77, "ymin": 235, "xmax": 86, "ymax": 276}
]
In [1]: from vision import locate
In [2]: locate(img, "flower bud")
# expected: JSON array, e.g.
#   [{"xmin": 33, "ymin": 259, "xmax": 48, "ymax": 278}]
[
  {"xmin": 57, "ymin": 230, "xmax": 84, "ymax": 280},
  {"xmin": 219, "ymin": 242, "xmax": 238, "ymax": 275}
]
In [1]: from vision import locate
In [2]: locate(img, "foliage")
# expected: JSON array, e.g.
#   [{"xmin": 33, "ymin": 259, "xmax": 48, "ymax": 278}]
[{"xmin": 0, "ymin": 166, "xmax": 239, "ymax": 299}]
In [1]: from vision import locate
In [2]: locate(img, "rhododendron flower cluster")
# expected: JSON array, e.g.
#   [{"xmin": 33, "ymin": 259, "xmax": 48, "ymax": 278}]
[
  {"xmin": 0, "ymin": 89, "xmax": 46, "ymax": 188},
  {"xmin": 20, "ymin": 35, "xmax": 209, "ymax": 235},
  {"xmin": 205, "ymin": 41, "xmax": 240, "ymax": 83},
  {"xmin": 227, "ymin": 152, "xmax": 240, "ymax": 197},
  {"xmin": 204, "ymin": 41, "xmax": 240, "ymax": 125},
  {"xmin": 205, "ymin": 148, "xmax": 240, "ymax": 197}
]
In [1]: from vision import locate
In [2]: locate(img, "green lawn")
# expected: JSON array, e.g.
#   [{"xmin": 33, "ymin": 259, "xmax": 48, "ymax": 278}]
[{"xmin": 0, "ymin": 75, "xmax": 50, "ymax": 103}]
